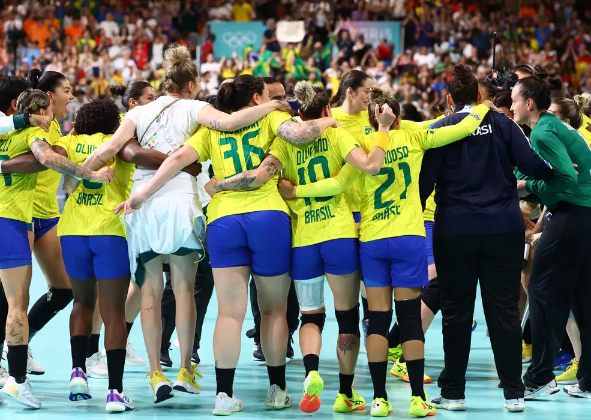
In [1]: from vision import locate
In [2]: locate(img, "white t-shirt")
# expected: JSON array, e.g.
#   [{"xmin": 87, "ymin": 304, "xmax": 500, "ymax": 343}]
[
  {"xmin": 100, "ymin": 20, "xmax": 120, "ymax": 38},
  {"xmin": 413, "ymin": 52, "xmax": 438, "ymax": 69},
  {"xmin": 125, "ymin": 96, "xmax": 211, "ymax": 205}
]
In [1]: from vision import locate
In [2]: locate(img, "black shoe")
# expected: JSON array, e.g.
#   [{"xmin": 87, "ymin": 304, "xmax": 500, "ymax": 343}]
[
  {"xmin": 191, "ymin": 348, "xmax": 200, "ymax": 364},
  {"xmin": 253, "ymin": 342, "xmax": 265, "ymax": 361},
  {"xmin": 160, "ymin": 348, "xmax": 173, "ymax": 368},
  {"xmin": 286, "ymin": 334, "xmax": 294, "ymax": 359}
]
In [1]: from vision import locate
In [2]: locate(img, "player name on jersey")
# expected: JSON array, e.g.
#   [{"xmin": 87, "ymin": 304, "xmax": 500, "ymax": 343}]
[{"xmin": 296, "ymin": 137, "xmax": 329, "ymax": 165}]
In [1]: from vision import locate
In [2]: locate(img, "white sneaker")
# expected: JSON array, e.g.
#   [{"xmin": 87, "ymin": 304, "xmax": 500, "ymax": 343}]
[
  {"xmin": 106, "ymin": 389, "xmax": 134, "ymax": 412},
  {"xmin": 69, "ymin": 368, "xmax": 92, "ymax": 401},
  {"xmin": 524, "ymin": 379, "xmax": 559, "ymax": 400},
  {"xmin": 0, "ymin": 362, "xmax": 8, "ymax": 387},
  {"xmin": 125, "ymin": 339, "xmax": 146, "ymax": 367},
  {"xmin": 265, "ymin": 384, "xmax": 292, "ymax": 409},
  {"xmin": 431, "ymin": 395, "xmax": 467, "ymax": 411},
  {"xmin": 1, "ymin": 376, "xmax": 42, "ymax": 409},
  {"xmin": 504, "ymin": 398, "xmax": 526, "ymax": 412},
  {"xmin": 86, "ymin": 352, "xmax": 109, "ymax": 379},
  {"xmin": 26, "ymin": 347, "xmax": 45, "ymax": 375},
  {"xmin": 564, "ymin": 384, "xmax": 591, "ymax": 399},
  {"xmin": 213, "ymin": 392, "xmax": 244, "ymax": 416}
]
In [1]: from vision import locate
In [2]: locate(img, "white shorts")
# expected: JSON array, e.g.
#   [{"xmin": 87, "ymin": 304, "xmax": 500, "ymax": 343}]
[{"xmin": 125, "ymin": 173, "xmax": 206, "ymax": 284}]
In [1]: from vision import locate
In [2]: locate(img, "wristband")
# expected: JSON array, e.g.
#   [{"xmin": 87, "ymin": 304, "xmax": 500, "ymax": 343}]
[
  {"xmin": 373, "ymin": 131, "xmax": 389, "ymax": 152},
  {"xmin": 13, "ymin": 114, "xmax": 26, "ymax": 129}
]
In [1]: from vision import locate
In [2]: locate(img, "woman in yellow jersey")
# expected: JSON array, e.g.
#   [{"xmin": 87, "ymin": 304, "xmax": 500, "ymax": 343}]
[
  {"xmin": 116, "ymin": 74, "xmax": 338, "ymax": 415},
  {"xmin": 282, "ymin": 86, "xmax": 493, "ymax": 418},
  {"xmin": 0, "ymin": 90, "xmax": 114, "ymax": 409},
  {"xmin": 201, "ymin": 81, "xmax": 393, "ymax": 414},
  {"xmin": 5, "ymin": 69, "xmax": 75, "ymax": 376},
  {"xmin": 70, "ymin": 46, "xmax": 298, "ymax": 405},
  {"xmin": 54, "ymin": 100, "xmax": 135, "ymax": 412}
]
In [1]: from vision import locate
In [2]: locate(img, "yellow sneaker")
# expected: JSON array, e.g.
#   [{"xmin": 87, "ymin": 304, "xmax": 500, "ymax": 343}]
[
  {"xmin": 409, "ymin": 395, "xmax": 436, "ymax": 417},
  {"xmin": 173, "ymin": 365, "xmax": 202, "ymax": 394},
  {"xmin": 300, "ymin": 371, "xmax": 323, "ymax": 413},
  {"xmin": 333, "ymin": 388, "xmax": 366, "ymax": 413},
  {"xmin": 388, "ymin": 345, "xmax": 402, "ymax": 363},
  {"xmin": 522, "ymin": 341, "xmax": 532, "ymax": 363},
  {"xmin": 148, "ymin": 371, "xmax": 174, "ymax": 404},
  {"xmin": 370, "ymin": 397, "xmax": 392, "ymax": 417},
  {"xmin": 390, "ymin": 360, "xmax": 432, "ymax": 384},
  {"xmin": 556, "ymin": 359, "xmax": 578, "ymax": 384}
]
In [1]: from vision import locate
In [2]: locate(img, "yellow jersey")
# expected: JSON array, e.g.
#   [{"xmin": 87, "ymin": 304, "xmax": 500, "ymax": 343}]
[
  {"xmin": 32, "ymin": 120, "xmax": 62, "ymax": 219},
  {"xmin": 56, "ymin": 133, "xmax": 134, "ymax": 237},
  {"xmin": 579, "ymin": 114, "xmax": 591, "ymax": 145},
  {"xmin": 185, "ymin": 110, "xmax": 292, "ymax": 224},
  {"xmin": 294, "ymin": 104, "xmax": 490, "ymax": 242},
  {"xmin": 0, "ymin": 127, "xmax": 47, "ymax": 222},
  {"xmin": 423, "ymin": 192, "xmax": 436, "ymax": 222},
  {"xmin": 331, "ymin": 107, "xmax": 372, "ymax": 213},
  {"xmin": 269, "ymin": 127, "xmax": 359, "ymax": 247}
]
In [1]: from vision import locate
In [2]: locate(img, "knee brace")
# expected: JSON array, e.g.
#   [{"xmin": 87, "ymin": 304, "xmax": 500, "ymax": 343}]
[
  {"xmin": 300, "ymin": 312, "xmax": 326, "ymax": 333},
  {"xmin": 294, "ymin": 276, "xmax": 325, "ymax": 312},
  {"xmin": 366, "ymin": 309, "xmax": 393, "ymax": 338},
  {"xmin": 395, "ymin": 297, "xmax": 424, "ymax": 344},
  {"xmin": 421, "ymin": 277, "xmax": 440, "ymax": 315},
  {"xmin": 47, "ymin": 287, "xmax": 74, "ymax": 310},
  {"xmin": 335, "ymin": 304, "xmax": 360, "ymax": 336}
]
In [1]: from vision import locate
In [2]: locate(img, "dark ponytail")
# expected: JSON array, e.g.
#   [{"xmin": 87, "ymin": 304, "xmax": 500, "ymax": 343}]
[
  {"xmin": 448, "ymin": 64, "xmax": 478, "ymax": 107},
  {"xmin": 515, "ymin": 76, "xmax": 551, "ymax": 111},
  {"xmin": 27, "ymin": 69, "xmax": 67, "ymax": 93},
  {"xmin": 330, "ymin": 70, "xmax": 371, "ymax": 105},
  {"xmin": 217, "ymin": 75, "xmax": 265, "ymax": 114},
  {"xmin": 109, "ymin": 85, "xmax": 127, "ymax": 98},
  {"xmin": 110, "ymin": 81, "xmax": 152, "ymax": 111}
]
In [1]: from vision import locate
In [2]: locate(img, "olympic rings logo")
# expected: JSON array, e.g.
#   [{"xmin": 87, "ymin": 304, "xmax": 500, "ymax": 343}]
[{"xmin": 222, "ymin": 31, "xmax": 258, "ymax": 49}]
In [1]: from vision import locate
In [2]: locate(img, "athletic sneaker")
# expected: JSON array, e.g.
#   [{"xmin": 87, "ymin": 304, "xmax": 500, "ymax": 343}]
[
  {"xmin": 149, "ymin": 371, "xmax": 174, "ymax": 404},
  {"xmin": 361, "ymin": 320, "xmax": 369, "ymax": 354},
  {"xmin": 333, "ymin": 388, "xmax": 366, "ymax": 413},
  {"xmin": 524, "ymin": 379, "xmax": 559, "ymax": 400},
  {"xmin": 564, "ymin": 384, "xmax": 591, "ymax": 399},
  {"xmin": 173, "ymin": 367, "xmax": 202, "ymax": 394},
  {"xmin": 69, "ymin": 368, "xmax": 92, "ymax": 401},
  {"xmin": 409, "ymin": 395, "xmax": 437, "ymax": 417},
  {"xmin": 554, "ymin": 352, "xmax": 574, "ymax": 371},
  {"xmin": 504, "ymin": 398, "xmax": 526, "ymax": 412},
  {"xmin": 390, "ymin": 359, "xmax": 432, "ymax": 384},
  {"xmin": 106, "ymin": 389, "xmax": 134, "ymax": 412},
  {"xmin": 125, "ymin": 339, "xmax": 146, "ymax": 367},
  {"xmin": 388, "ymin": 345, "xmax": 402, "ymax": 363},
  {"xmin": 557, "ymin": 359, "xmax": 578, "ymax": 384},
  {"xmin": 265, "ymin": 384, "xmax": 292, "ymax": 409},
  {"xmin": 0, "ymin": 362, "xmax": 8, "ymax": 387},
  {"xmin": 1, "ymin": 343, "xmax": 44, "ymax": 375},
  {"xmin": 300, "ymin": 370, "xmax": 323, "ymax": 413},
  {"xmin": 522, "ymin": 341, "xmax": 533, "ymax": 363},
  {"xmin": 430, "ymin": 396, "xmax": 467, "ymax": 411},
  {"xmin": 1, "ymin": 376, "xmax": 41, "ymax": 409},
  {"xmin": 253, "ymin": 343, "xmax": 265, "ymax": 362},
  {"xmin": 370, "ymin": 397, "xmax": 392, "ymax": 417},
  {"xmin": 86, "ymin": 352, "xmax": 109, "ymax": 379},
  {"xmin": 160, "ymin": 347, "xmax": 173, "ymax": 368},
  {"xmin": 213, "ymin": 392, "xmax": 244, "ymax": 416}
]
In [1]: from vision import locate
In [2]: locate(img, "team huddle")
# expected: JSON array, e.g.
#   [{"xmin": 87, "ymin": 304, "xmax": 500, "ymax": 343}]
[{"xmin": 0, "ymin": 43, "xmax": 586, "ymax": 417}]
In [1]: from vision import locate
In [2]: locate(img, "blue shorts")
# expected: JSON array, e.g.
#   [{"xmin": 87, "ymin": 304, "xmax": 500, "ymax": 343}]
[
  {"xmin": 207, "ymin": 211, "xmax": 291, "ymax": 277},
  {"xmin": 425, "ymin": 221, "xmax": 434, "ymax": 266},
  {"xmin": 292, "ymin": 238, "xmax": 359, "ymax": 280},
  {"xmin": 60, "ymin": 235, "xmax": 131, "ymax": 280},
  {"xmin": 0, "ymin": 218, "xmax": 32, "ymax": 269},
  {"xmin": 32, "ymin": 217, "xmax": 59, "ymax": 242},
  {"xmin": 353, "ymin": 212, "xmax": 361, "ymax": 224},
  {"xmin": 360, "ymin": 236, "xmax": 429, "ymax": 288}
]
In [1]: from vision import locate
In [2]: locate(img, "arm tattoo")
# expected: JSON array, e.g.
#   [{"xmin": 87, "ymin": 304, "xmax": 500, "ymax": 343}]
[
  {"xmin": 261, "ymin": 158, "xmax": 280, "ymax": 177},
  {"xmin": 214, "ymin": 156, "xmax": 281, "ymax": 192},
  {"xmin": 210, "ymin": 117, "xmax": 222, "ymax": 131},
  {"xmin": 31, "ymin": 140, "xmax": 95, "ymax": 179},
  {"xmin": 277, "ymin": 121, "xmax": 320, "ymax": 145}
]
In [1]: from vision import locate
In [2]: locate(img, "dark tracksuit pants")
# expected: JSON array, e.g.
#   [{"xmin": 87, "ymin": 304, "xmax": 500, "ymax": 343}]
[
  {"xmin": 434, "ymin": 231, "xmax": 526, "ymax": 400},
  {"xmin": 249, "ymin": 277, "xmax": 300, "ymax": 342},
  {"xmin": 524, "ymin": 203, "xmax": 591, "ymax": 391}
]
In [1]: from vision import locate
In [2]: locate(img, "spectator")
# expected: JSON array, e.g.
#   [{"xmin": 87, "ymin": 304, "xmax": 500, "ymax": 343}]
[
  {"xmin": 64, "ymin": 16, "xmax": 84, "ymax": 43},
  {"xmin": 232, "ymin": 0, "xmax": 255, "ymax": 22},
  {"xmin": 99, "ymin": 13, "xmax": 120, "ymax": 39},
  {"xmin": 263, "ymin": 19, "xmax": 280, "ymax": 53},
  {"xmin": 209, "ymin": 0, "xmax": 233, "ymax": 21}
]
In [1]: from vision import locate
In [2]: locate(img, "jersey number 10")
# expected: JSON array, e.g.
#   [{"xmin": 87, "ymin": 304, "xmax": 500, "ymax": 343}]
[{"xmin": 297, "ymin": 155, "xmax": 332, "ymax": 206}]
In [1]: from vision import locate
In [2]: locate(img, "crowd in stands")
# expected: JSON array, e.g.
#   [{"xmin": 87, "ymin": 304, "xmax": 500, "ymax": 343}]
[{"xmin": 1, "ymin": 0, "xmax": 590, "ymax": 127}]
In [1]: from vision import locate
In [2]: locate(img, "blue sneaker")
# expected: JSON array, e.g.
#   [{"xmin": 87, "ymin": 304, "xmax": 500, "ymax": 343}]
[
  {"xmin": 554, "ymin": 352, "xmax": 574, "ymax": 371},
  {"xmin": 106, "ymin": 389, "xmax": 134, "ymax": 412},
  {"xmin": 472, "ymin": 320, "xmax": 477, "ymax": 332},
  {"xmin": 69, "ymin": 368, "xmax": 92, "ymax": 401}
]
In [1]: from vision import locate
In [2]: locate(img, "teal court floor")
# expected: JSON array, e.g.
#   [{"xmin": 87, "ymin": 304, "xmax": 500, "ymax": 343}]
[{"xmin": 2, "ymin": 257, "xmax": 587, "ymax": 419}]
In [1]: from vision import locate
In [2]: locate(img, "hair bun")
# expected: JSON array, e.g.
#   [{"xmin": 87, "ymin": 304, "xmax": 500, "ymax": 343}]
[
  {"xmin": 294, "ymin": 81, "xmax": 316, "ymax": 109},
  {"xmin": 452, "ymin": 64, "xmax": 473, "ymax": 81},
  {"xmin": 109, "ymin": 85, "xmax": 126, "ymax": 97},
  {"xmin": 369, "ymin": 85, "xmax": 394, "ymax": 105},
  {"xmin": 575, "ymin": 93, "xmax": 591, "ymax": 116},
  {"xmin": 164, "ymin": 44, "xmax": 192, "ymax": 68},
  {"xmin": 27, "ymin": 69, "xmax": 43, "ymax": 89}
]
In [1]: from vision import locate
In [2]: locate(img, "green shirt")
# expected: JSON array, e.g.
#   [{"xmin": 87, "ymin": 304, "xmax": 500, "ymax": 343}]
[{"xmin": 523, "ymin": 112, "xmax": 591, "ymax": 211}]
